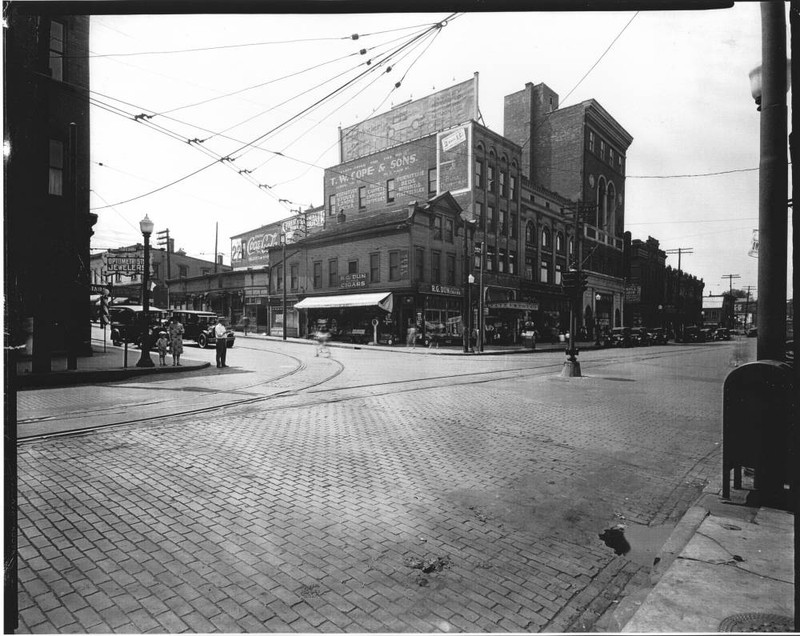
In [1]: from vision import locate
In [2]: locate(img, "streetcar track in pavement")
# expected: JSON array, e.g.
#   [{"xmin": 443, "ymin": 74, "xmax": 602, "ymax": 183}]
[{"xmin": 18, "ymin": 343, "xmax": 723, "ymax": 443}]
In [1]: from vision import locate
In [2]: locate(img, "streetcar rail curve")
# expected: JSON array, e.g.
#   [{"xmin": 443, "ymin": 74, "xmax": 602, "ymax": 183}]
[{"xmin": 18, "ymin": 342, "xmax": 700, "ymax": 444}]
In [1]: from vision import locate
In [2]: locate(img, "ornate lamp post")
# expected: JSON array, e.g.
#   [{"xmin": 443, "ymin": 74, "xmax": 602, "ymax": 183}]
[
  {"xmin": 595, "ymin": 293, "xmax": 602, "ymax": 345},
  {"xmin": 467, "ymin": 274, "xmax": 475, "ymax": 353},
  {"xmin": 136, "ymin": 214, "xmax": 155, "ymax": 368}
]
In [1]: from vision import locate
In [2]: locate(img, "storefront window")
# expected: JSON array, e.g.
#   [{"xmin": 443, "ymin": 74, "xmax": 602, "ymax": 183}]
[
  {"xmin": 328, "ymin": 258, "xmax": 338, "ymax": 287},
  {"xmin": 446, "ymin": 253, "xmax": 456, "ymax": 285},
  {"xmin": 313, "ymin": 261, "xmax": 322, "ymax": 288},
  {"xmin": 370, "ymin": 253, "xmax": 380, "ymax": 283},
  {"xmin": 431, "ymin": 251, "xmax": 441, "ymax": 284},
  {"xmin": 415, "ymin": 247, "xmax": 425, "ymax": 282}
]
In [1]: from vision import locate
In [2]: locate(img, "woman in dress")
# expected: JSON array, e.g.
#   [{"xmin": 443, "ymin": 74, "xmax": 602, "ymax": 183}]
[{"xmin": 169, "ymin": 317, "xmax": 184, "ymax": 366}]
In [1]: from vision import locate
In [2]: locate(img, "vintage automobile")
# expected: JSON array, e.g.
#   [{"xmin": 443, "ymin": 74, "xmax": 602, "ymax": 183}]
[
  {"xmin": 679, "ymin": 326, "xmax": 705, "ymax": 343},
  {"xmin": 631, "ymin": 327, "xmax": 651, "ymax": 347},
  {"xmin": 647, "ymin": 327, "xmax": 669, "ymax": 345},
  {"xmin": 109, "ymin": 305, "xmax": 168, "ymax": 347},
  {"xmin": 169, "ymin": 310, "xmax": 235, "ymax": 349},
  {"xmin": 713, "ymin": 327, "xmax": 732, "ymax": 341},
  {"xmin": 610, "ymin": 326, "xmax": 633, "ymax": 347}
]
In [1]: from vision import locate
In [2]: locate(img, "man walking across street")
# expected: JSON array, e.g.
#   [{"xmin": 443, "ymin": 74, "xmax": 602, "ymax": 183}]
[{"xmin": 214, "ymin": 317, "xmax": 229, "ymax": 368}]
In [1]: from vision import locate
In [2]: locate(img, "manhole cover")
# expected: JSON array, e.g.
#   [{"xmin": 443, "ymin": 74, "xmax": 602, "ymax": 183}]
[{"xmin": 718, "ymin": 613, "xmax": 793, "ymax": 632}]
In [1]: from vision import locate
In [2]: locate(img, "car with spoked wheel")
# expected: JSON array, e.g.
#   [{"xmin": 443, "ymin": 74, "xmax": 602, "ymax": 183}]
[
  {"xmin": 109, "ymin": 305, "xmax": 168, "ymax": 348},
  {"xmin": 169, "ymin": 310, "xmax": 235, "ymax": 349}
]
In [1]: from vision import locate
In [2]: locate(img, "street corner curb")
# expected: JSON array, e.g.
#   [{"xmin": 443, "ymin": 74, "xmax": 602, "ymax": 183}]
[
  {"xmin": 648, "ymin": 505, "xmax": 710, "ymax": 584},
  {"xmin": 15, "ymin": 361, "xmax": 211, "ymax": 389},
  {"xmin": 600, "ymin": 505, "xmax": 710, "ymax": 633}
]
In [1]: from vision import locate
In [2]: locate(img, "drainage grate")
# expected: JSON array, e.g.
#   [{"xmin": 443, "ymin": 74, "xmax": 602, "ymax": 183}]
[{"xmin": 718, "ymin": 613, "xmax": 793, "ymax": 632}]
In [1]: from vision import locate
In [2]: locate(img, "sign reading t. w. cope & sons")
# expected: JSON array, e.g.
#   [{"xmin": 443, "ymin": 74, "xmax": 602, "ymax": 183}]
[
  {"xmin": 325, "ymin": 140, "xmax": 436, "ymax": 216},
  {"xmin": 339, "ymin": 75, "xmax": 478, "ymax": 163}
]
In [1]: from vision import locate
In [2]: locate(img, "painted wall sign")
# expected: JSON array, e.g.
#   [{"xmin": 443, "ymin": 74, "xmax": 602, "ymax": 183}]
[
  {"xmin": 231, "ymin": 222, "xmax": 283, "ymax": 270},
  {"xmin": 340, "ymin": 273, "xmax": 368, "ymax": 289},
  {"xmin": 437, "ymin": 123, "xmax": 472, "ymax": 196},
  {"xmin": 325, "ymin": 142, "xmax": 436, "ymax": 216},
  {"xmin": 426, "ymin": 284, "xmax": 463, "ymax": 296},
  {"xmin": 339, "ymin": 76, "xmax": 478, "ymax": 162}
]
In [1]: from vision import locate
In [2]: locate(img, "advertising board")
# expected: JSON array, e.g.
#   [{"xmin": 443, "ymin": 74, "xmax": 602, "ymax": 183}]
[
  {"xmin": 437, "ymin": 123, "xmax": 472, "ymax": 196},
  {"xmin": 231, "ymin": 222, "xmax": 283, "ymax": 270},
  {"xmin": 339, "ymin": 75, "xmax": 478, "ymax": 162},
  {"xmin": 325, "ymin": 140, "xmax": 436, "ymax": 216}
]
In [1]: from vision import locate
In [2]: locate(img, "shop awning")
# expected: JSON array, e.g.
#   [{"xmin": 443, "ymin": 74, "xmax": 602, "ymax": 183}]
[
  {"xmin": 294, "ymin": 292, "xmax": 393, "ymax": 312},
  {"xmin": 487, "ymin": 301, "xmax": 539, "ymax": 311}
]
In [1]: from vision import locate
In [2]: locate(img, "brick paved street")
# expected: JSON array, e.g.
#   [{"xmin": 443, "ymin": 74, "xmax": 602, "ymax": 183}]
[{"xmin": 14, "ymin": 341, "xmax": 749, "ymax": 632}]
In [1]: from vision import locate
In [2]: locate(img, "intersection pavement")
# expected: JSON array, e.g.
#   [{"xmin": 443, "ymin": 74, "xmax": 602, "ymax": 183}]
[{"xmin": 10, "ymin": 337, "xmax": 795, "ymax": 632}]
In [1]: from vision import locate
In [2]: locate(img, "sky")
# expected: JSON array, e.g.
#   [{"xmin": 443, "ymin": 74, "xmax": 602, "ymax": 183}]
[{"xmin": 88, "ymin": 4, "xmax": 793, "ymax": 299}]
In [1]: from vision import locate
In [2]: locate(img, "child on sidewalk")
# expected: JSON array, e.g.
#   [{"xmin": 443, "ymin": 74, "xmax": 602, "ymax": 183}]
[{"xmin": 156, "ymin": 330, "xmax": 169, "ymax": 367}]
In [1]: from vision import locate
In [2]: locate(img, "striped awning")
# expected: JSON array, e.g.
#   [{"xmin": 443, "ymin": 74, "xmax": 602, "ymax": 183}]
[{"xmin": 294, "ymin": 292, "xmax": 393, "ymax": 312}]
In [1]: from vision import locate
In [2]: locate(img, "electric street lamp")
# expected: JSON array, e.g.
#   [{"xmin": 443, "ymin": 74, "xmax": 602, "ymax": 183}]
[
  {"xmin": 280, "ymin": 229, "xmax": 294, "ymax": 342},
  {"xmin": 467, "ymin": 274, "xmax": 475, "ymax": 353},
  {"xmin": 594, "ymin": 293, "xmax": 602, "ymax": 345},
  {"xmin": 136, "ymin": 214, "xmax": 155, "ymax": 368}
]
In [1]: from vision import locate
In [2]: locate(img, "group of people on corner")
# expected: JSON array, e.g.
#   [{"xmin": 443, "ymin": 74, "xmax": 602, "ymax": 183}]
[
  {"xmin": 155, "ymin": 317, "xmax": 185, "ymax": 367},
  {"xmin": 153, "ymin": 316, "xmax": 230, "ymax": 369}
]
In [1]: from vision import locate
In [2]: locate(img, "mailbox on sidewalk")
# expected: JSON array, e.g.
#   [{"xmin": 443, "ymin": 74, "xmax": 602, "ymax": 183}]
[{"xmin": 722, "ymin": 360, "xmax": 795, "ymax": 506}]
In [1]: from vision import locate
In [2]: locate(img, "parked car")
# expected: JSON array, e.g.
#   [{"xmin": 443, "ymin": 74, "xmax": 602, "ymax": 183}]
[
  {"xmin": 678, "ymin": 326, "xmax": 704, "ymax": 343},
  {"xmin": 746, "ymin": 327, "xmax": 758, "ymax": 338},
  {"xmin": 647, "ymin": 328, "xmax": 669, "ymax": 345},
  {"xmin": 170, "ymin": 310, "xmax": 235, "ymax": 349},
  {"xmin": 700, "ymin": 327, "xmax": 715, "ymax": 342},
  {"xmin": 109, "ymin": 305, "xmax": 168, "ymax": 347},
  {"xmin": 610, "ymin": 327, "xmax": 632, "ymax": 348},
  {"xmin": 631, "ymin": 327, "xmax": 651, "ymax": 346},
  {"xmin": 713, "ymin": 328, "xmax": 731, "ymax": 341}
]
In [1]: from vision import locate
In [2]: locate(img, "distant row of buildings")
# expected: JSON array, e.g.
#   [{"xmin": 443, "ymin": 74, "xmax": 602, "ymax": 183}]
[{"xmin": 6, "ymin": 11, "xmax": 713, "ymax": 371}]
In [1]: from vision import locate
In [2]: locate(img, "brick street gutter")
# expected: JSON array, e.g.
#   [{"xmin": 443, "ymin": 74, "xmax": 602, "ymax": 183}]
[{"xmin": 15, "ymin": 361, "xmax": 211, "ymax": 390}]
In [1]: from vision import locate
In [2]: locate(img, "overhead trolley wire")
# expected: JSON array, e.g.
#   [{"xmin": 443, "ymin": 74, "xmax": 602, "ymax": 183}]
[{"xmin": 88, "ymin": 16, "xmax": 455, "ymax": 211}]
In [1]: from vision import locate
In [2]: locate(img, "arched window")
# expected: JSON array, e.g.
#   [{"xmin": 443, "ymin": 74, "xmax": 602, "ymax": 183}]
[
  {"xmin": 597, "ymin": 177, "xmax": 607, "ymax": 228},
  {"xmin": 556, "ymin": 232, "xmax": 564, "ymax": 253},
  {"xmin": 542, "ymin": 227, "xmax": 551, "ymax": 249},
  {"xmin": 526, "ymin": 221, "xmax": 535, "ymax": 245},
  {"xmin": 606, "ymin": 182, "xmax": 616, "ymax": 232}
]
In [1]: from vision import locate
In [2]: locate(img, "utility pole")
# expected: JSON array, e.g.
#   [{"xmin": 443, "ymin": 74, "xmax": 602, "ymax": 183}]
[
  {"xmin": 156, "ymin": 229, "xmax": 171, "ymax": 308},
  {"xmin": 742, "ymin": 285, "xmax": 755, "ymax": 332},
  {"xmin": 721, "ymin": 274, "xmax": 741, "ymax": 328},
  {"xmin": 665, "ymin": 247, "xmax": 693, "ymax": 337}
]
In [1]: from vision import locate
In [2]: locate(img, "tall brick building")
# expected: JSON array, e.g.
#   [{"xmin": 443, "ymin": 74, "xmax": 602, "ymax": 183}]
[
  {"xmin": 5, "ymin": 11, "xmax": 96, "ymax": 371},
  {"xmin": 505, "ymin": 82, "xmax": 633, "ymax": 333}
]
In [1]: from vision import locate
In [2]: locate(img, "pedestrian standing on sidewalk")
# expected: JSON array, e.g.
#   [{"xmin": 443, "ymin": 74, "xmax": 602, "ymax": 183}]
[
  {"xmin": 169, "ymin": 317, "xmax": 184, "ymax": 366},
  {"xmin": 156, "ymin": 330, "xmax": 169, "ymax": 366},
  {"xmin": 214, "ymin": 317, "xmax": 229, "ymax": 368}
]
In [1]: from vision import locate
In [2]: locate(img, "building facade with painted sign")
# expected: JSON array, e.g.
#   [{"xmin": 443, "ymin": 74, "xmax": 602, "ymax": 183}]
[
  {"xmin": 265, "ymin": 194, "xmax": 470, "ymax": 344},
  {"xmin": 89, "ymin": 245, "xmax": 229, "ymax": 310}
]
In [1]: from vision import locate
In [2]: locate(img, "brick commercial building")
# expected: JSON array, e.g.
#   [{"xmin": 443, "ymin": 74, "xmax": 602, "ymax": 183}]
[
  {"xmin": 623, "ymin": 234, "xmax": 705, "ymax": 333},
  {"xmin": 225, "ymin": 75, "xmax": 634, "ymax": 345},
  {"xmin": 89, "ymin": 246, "xmax": 229, "ymax": 311},
  {"xmin": 505, "ymin": 82, "xmax": 633, "ymax": 337},
  {"xmin": 5, "ymin": 12, "xmax": 96, "ymax": 371},
  {"xmin": 269, "ymin": 194, "xmax": 467, "ymax": 343}
]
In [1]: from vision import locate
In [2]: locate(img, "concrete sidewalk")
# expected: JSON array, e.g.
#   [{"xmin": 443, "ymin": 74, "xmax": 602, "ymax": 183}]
[{"xmin": 603, "ymin": 485, "xmax": 795, "ymax": 633}]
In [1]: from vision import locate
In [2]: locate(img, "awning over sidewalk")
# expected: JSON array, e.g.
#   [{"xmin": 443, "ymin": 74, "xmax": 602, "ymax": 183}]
[{"xmin": 294, "ymin": 292, "xmax": 393, "ymax": 312}]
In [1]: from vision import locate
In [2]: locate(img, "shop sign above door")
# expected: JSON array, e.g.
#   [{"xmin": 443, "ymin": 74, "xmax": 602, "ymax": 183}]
[{"xmin": 340, "ymin": 273, "xmax": 367, "ymax": 289}]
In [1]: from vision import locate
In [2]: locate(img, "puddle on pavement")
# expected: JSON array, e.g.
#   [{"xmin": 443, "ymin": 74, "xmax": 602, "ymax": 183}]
[{"xmin": 599, "ymin": 523, "xmax": 675, "ymax": 568}]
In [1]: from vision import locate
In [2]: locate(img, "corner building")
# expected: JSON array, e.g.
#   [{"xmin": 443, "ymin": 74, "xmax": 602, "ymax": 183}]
[{"xmin": 505, "ymin": 82, "xmax": 633, "ymax": 333}]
